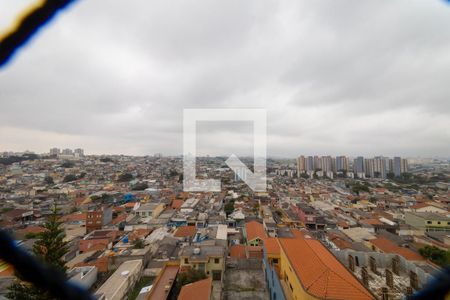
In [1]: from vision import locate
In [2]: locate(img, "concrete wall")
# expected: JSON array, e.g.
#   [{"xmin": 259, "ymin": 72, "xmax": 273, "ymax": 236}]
[
  {"xmin": 95, "ymin": 259, "xmax": 143, "ymax": 300},
  {"xmin": 263, "ymin": 249, "xmax": 285, "ymax": 300},
  {"xmin": 333, "ymin": 249, "xmax": 436, "ymax": 288},
  {"xmin": 68, "ymin": 266, "xmax": 98, "ymax": 289}
]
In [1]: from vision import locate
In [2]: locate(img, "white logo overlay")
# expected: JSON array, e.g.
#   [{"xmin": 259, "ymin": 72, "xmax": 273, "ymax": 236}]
[{"xmin": 183, "ymin": 108, "xmax": 267, "ymax": 192}]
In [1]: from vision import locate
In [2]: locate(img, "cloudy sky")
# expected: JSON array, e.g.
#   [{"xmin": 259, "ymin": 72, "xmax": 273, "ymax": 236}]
[{"xmin": 1, "ymin": 0, "xmax": 449, "ymax": 157}]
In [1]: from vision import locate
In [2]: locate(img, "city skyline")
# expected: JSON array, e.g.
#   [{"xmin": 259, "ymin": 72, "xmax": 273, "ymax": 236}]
[{"xmin": 1, "ymin": 1, "xmax": 450, "ymax": 157}]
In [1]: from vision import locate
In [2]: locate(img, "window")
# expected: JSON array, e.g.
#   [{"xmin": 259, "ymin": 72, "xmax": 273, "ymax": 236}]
[
  {"xmin": 214, "ymin": 258, "xmax": 220, "ymax": 264},
  {"xmin": 272, "ymin": 258, "xmax": 278, "ymax": 264},
  {"xmin": 437, "ymin": 221, "xmax": 441, "ymax": 225},
  {"xmin": 427, "ymin": 221, "xmax": 432, "ymax": 224},
  {"xmin": 184, "ymin": 258, "xmax": 189, "ymax": 264}
]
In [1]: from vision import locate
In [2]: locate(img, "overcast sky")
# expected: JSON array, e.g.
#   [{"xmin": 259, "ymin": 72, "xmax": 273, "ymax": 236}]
[{"xmin": 1, "ymin": 0, "xmax": 449, "ymax": 157}]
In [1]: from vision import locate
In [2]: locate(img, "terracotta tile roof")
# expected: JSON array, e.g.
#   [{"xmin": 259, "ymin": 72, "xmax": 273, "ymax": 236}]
[
  {"xmin": 111, "ymin": 214, "xmax": 127, "ymax": 225},
  {"xmin": 245, "ymin": 221, "xmax": 267, "ymax": 242},
  {"xmin": 262, "ymin": 237, "xmax": 280, "ymax": 255},
  {"xmin": 174, "ymin": 226, "xmax": 196, "ymax": 238},
  {"xmin": 279, "ymin": 236, "xmax": 373, "ymax": 300},
  {"xmin": 171, "ymin": 199, "xmax": 184, "ymax": 209},
  {"xmin": 61, "ymin": 212, "xmax": 86, "ymax": 222},
  {"xmin": 370, "ymin": 237, "xmax": 424, "ymax": 261},
  {"xmin": 178, "ymin": 277, "xmax": 212, "ymax": 300},
  {"xmin": 17, "ymin": 226, "xmax": 47, "ymax": 235},
  {"xmin": 360, "ymin": 218, "xmax": 383, "ymax": 226},
  {"xmin": 123, "ymin": 202, "xmax": 137, "ymax": 209},
  {"xmin": 229, "ymin": 244, "xmax": 247, "ymax": 259}
]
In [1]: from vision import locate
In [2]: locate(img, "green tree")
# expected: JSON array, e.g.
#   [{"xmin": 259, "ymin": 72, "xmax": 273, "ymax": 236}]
[
  {"xmin": 62, "ymin": 174, "xmax": 77, "ymax": 183},
  {"xmin": 44, "ymin": 176, "xmax": 54, "ymax": 185},
  {"xmin": 117, "ymin": 172, "xmax": 133, "ymax": 182},
  {"xmin": 419, "ymin": 245, "xmax": 450, "ymax": 267},
  {"xmin": 7, "ymin": 207, "xmax": 69, "ymax": 300},
  {"xmin": 60, "ymin": 161, "xmax": 74, "ymax": 168},
  {"xmin": 299, "ymin": 173, "xmax": 309, "ymax": 179},
  {"xmin": 224, "ymin": 200, "xmax": 235, "ymax": 216},
  {"xmin": 131, "ymin": 182, "xmax": 148, "ymax": 191},
  {"xmin": 133, "ymin": 239, "xmax": 145, "ymax": 249},
  {"xmin": 176, "ymin": 269, "xmax": 207, "ymax": 289}
]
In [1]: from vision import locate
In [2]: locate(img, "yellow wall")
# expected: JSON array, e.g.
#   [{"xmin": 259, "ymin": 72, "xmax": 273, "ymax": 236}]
[
  {"xmin": 180, "ymin": 256, "xmax": 224, "ymax": 276},
  {"xmin": 279, "ymin": 246, "xmax": 319, "ymax": 300},
  {"xmin": 248, "ymin": 237, "xmax": 262, "ymax": 246},
  {"xmin": 152, "ymin": 203, "xmax": 165, "ymax": 218},
  {"xmin": 425, "ymin": 219, "xmax": 450, "ymax": 228}
]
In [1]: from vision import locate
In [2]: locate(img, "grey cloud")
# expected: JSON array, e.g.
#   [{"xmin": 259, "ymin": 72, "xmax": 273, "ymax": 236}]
[{"xmin": 0, "ymin": 0, "xmax": 449, "ymax": 156}]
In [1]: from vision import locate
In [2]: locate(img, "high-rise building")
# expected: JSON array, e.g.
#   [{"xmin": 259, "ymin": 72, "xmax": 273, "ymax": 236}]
[
  {"xmin": 74, "ymin": 148, "xmax": 84, "ymax": 157},
  {"xmin": 354, "ymin": 156, "xmax": 365, "ymax": 178},
  {"xmin": 297, "ymin": 156, "xmax": 306, "ymax": 175},
  {"xmin": 313, "ymin": 156, "xmax": 322, "ymax": 171},
  {"xmin": 49, "ymin": 148, "xmax": 60, "ymax": 156},
  {"xmin": 336, "ymin": 156, "xmax": 349, "ymax": 172},
  {"xmin": 364, "ymin": 158, "xmax": 375, "ymax": 178},
  {"xmin": 62, "ymin": 148, "xmax": 73, "ymax": 155},
  {"xmin": 401, "ymin": 158, "xmax": 408, "ymax": 174},
  {"xmin": 306, "ymin": 156, "xmax": 314, "ymax": 172},
  {"xmin": 393, "ymin": 157, "xmax": 402, "ymax": 177},
  {"xmin": 321, "ymin": 156, "xmax": 333, "ymax": 173},
  {"xmin": 374, "ymin": 156, "xmax": 387, "ymax": 178}
]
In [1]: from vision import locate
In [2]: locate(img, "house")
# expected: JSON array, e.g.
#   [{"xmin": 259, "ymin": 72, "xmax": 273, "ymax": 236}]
[
  {"xmin": 173, "ymin": 226, "xmax": 197, "ymax": 240},
  {"xmin": 68, "ymin": 266, "xmax": 98, "ymax": 289},
  {"xmin": 290, "ymin": 203, "xmax": 325, "ymax": 230},
  {"xmin": 95, "ymin": 260, "xmax": 143, "ymax": 300},
  {"xmin": 146, "ymin": 262, "xmax": 179, "ymax": 300},
  {"xmin": 134, "ymin": 203, "xmax": 165, "ymax": 219},
  {"xmin": 410, "ymin": 203, "xmax": 448, "ymax": 214},
  {"xmin": 179, "ymin": 245, "xmax": 225, "ymax": 281},
  {"xmin": 278, "ymin": 231, "xmax": 374, "ymax": 300},
  {"xmin": 368, "ymin": 237, "xmax": 424, "ymax": 261},
  {"xmin": 86, "ymin": 205, "xmax": 113, "ymax": 233},
  {"xmin": 244, "ymin": 221, "xmax": 267, "ymax": 246},
  {"xmin": 178, "ymin": 277, "xmax": 213, "ymax": 300},
  {"xmin": 405, "ymin": 212, "xmax": 450, "ymax": 233},
  {"xmin": 79, "ymin": 229, "xmax": 119, "ymax": 253},
  {"xmin": 262, "ymin": 237, "xmax": 284, "ymax": 300}
]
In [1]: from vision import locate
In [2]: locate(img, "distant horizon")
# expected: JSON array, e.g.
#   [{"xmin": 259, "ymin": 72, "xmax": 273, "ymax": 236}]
[
  {"xmin": 1, "ymin": 2, "xmax": 450, "ymax": 159},
  {"xmin": 1, "ymin": 148, "xmax": 449, "ymax": 160}
]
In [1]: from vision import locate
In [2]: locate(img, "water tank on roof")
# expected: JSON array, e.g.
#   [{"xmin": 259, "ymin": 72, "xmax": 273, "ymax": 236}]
[
  {"xmin": 193, "ymin": 248, "xmax": 201, "ymax": 255},
  {"xmin": 121, "ymin": 270, "xmax": 130, "ymax": 277}
]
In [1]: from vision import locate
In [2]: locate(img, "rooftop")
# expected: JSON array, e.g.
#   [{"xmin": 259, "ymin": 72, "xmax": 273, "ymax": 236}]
[
  {"xmin": 245, "ymin": 220, "xmax": 267, "ymax": 241},
  {"xmin": 173, "ymin": 226, "xmax": 196, "ymax": 238},
  {"xmin": 146, "ymin": 263, "xmax": 179, "ymax": 300},
  {"xmin": 95, "ymin": 259, "xmax": 143, "ymax": 300},
  {"xmin": 279, "ymin": 233, "xmax": 373, "ymax": 300},
  {"xmin": 177, "ymin": 277, "xmax": 212, "ymax": 300}
]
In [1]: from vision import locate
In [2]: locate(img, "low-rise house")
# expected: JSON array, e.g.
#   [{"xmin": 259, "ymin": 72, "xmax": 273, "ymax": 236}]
[
  {"xmin": 244, "ymin": 220, "xmax": 267, "ymax": 246},
  {"xmin": 146, "ymin": 261, "xmax": 179, "ymax": 300},
  {"xmin": 95, "ymin": 259, "xmax": 143, "ymax": 300},
  {"xmin": 178, "ymin": 277, "xmax": 213, "ymax": 300},
  {"xmin": 180, "ymin": 245, "xmax": 225, "ymax": 281},
  {"xmin": 405, "ymin": 212, "xmax": 450, "ymax": 233},
  {"xmin": 278, "ymin": 231, "xmax": 374, "ymax": 300},
  {"xmin": 68, "ymin": 266, "xmax": 98, "ymax": 289}
]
